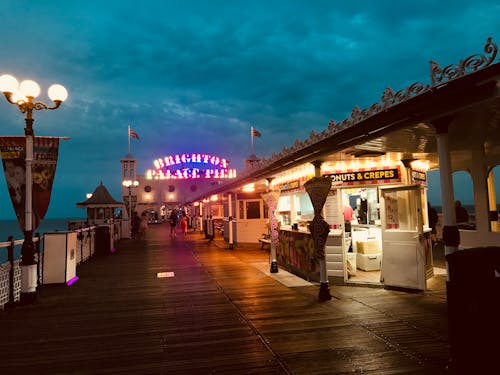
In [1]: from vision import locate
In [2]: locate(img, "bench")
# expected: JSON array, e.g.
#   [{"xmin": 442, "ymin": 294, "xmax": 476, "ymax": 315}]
[{"xmin": 258, "ymin": 234, "xmax": 271, "ymax": 250}]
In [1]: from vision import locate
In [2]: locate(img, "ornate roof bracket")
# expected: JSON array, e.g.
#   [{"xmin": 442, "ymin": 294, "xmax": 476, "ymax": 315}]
[
  {"xmin": 206, "ymin": 38, "xmax": 499, "ymax": 192},
  {"xmin": 430, "ymin": 37, "xmax": 497, "ymax": 87}
]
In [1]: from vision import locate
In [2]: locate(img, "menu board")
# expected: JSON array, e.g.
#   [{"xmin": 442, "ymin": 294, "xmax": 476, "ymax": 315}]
[{"xmin": 324, "ymin": 190, "xmax": 342, "ymax": 229}]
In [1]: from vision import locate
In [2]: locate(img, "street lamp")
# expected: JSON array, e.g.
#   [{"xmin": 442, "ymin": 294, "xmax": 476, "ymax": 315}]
[
  {"xmin": 0, "ymin": 74, "xmax": 68, "ymax": 304},
  {"xmin": 122, "ymin": 179, "xmax": 139, "ymax": 236}
]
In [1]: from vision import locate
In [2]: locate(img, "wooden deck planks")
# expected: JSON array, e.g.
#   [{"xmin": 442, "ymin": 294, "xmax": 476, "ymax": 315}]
[{"xmin": 0, "ymin": 224, "xmax": 450, "ymax": 374}]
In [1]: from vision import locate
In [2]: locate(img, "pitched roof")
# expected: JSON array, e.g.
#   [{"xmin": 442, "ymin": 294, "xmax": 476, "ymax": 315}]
[{"xmin": 76, "ymin": 182, "xmax": 123, "ymax": 207}]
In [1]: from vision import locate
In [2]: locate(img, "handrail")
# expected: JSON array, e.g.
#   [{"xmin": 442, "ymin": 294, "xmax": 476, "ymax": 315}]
[{"xmin": 0, "ymin": 236, "xmax": 40, "ymax": 249}]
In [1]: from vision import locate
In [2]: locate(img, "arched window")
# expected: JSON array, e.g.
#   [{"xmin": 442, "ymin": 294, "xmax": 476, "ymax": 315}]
[
  {"xmin": 452, "ymin": 170, "xmax": 474, "ymax": 229},
  {"xmin": 487, "ymin": 165, "xmax": 500, "ymax": 232}
]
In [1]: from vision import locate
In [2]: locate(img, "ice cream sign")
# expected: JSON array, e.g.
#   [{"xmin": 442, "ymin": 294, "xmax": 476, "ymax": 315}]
[{"xmin": 146, "ymin": 153, "xmax": 237, "ymax": 180}]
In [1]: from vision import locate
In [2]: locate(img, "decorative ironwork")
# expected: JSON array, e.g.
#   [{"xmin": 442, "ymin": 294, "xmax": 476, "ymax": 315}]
[
  {"xmin": 431, "ymin": 37, "xmax": 497, "ymax": 87},
  {"xmin": 212, "ymin": 38, "xmax": 498, "ymax": 191}
]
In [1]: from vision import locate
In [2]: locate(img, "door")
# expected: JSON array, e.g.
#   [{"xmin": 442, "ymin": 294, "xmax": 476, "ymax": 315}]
[{"xmin": 379, "ymin": 185, "xmax": 427, "ymax": 290}]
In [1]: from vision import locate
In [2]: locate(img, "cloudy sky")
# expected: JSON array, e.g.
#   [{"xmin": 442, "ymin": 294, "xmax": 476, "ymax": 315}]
[{"xmin": 0, "ymin": 0, "xmax": 499, "ymax": 220}]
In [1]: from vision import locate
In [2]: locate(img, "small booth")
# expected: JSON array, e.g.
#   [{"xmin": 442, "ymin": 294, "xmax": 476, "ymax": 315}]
[
  {"xmin": 322, "ymin": 160, "xmax": 433, "ymax": 290},
  {"xmin": 42, "ymin": 231, "xmax": 77, "ymax": 284},
  {"xmin": 269, "ymin": 160, "xmax": 434, "ymax": 290},
  {"xmin": 273, "ymin": 172, "xmax": 319, "ymax": 281}
]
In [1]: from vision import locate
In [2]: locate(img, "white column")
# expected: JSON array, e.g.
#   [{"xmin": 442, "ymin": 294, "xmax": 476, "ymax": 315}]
[
  {"xmin": 228, "ymin": 192, "xmax": 234, "ymax": 249},
  {"xmin": 470, "ymin": 146, "xmax": 489, "ymax": 235},
  {"xmin": 435, "ymin": 129, "xmax": 459, "ymax": 269},
  {"xmin": 21, "ymin": 134, "xmax": 37, "ymax": 296}
]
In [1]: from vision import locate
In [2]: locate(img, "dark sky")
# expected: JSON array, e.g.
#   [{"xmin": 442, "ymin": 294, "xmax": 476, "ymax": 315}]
[{"xmin": 0, "ymin": 1, "xmax": 498, "ymax": 219}]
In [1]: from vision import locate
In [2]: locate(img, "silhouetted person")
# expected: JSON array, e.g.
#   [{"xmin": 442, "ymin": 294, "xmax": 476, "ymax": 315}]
[
  {"xmin": 131, "ymin": 211, "xmax": 141, "ymax": 239},
  {"xmin": 180, "ymin": 212, "xmax": 188, "ymax": 236},
  {"xmin": 428, "ymin": 202, "xmax": 438, "ymax": 243},
  {"xmin": 455, "ymin": 200, "xmax": 469, "ymax": 223},
  {"xmin": 169, "ymin": 209, "xmax": 178, "ymax": 237}
]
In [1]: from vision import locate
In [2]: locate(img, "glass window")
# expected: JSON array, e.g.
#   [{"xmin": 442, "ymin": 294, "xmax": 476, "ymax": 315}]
[
  {"xmin": 239, "ymin": 200, "xmax": 244, "ymax": 220},
  {"xmin": 277, "ymin": 195, "xmax": 291, "ymax": 211},
  {"xmin": 295, "ymin": 193, "xmax": 314, "ymax": 220},
  {"xmin": 452, "ymin": 170, "xmax": 474, "ymax": 228},
  {"xmin": 383, "ymin": 189, "xmax": 418, "ymax": 231},
  {"xmin": 246, "ymin": 201, "xmax": 261, "ymax": 219}
]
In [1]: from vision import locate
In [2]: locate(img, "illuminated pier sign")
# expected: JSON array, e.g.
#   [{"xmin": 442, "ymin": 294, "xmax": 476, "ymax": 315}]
[{"xmin": 146, "ymin": 153, "xmax": 237, "ymax": 180}]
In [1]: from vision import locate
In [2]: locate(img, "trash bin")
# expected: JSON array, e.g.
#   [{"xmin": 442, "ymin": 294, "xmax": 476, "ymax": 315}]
[
  {"xmin": 95, "ymin": 226, "xmax": 111, "ymax": 255},
  {"xmin": 445, "ymin": 247, "xmax": 500, "ymax": 374}
]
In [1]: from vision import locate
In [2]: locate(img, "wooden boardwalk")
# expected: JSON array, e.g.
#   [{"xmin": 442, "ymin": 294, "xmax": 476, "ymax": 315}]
[{"xmin": 0, "ymin": 224, "xmax": 451, "ymax": 374}]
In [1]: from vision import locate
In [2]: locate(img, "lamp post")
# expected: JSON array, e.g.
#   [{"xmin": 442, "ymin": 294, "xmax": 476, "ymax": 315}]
[
  {"xmin": 122, "ymin": 179, "xmax": 139, "ymax": 237},
  {"xmin": 0, "ymin": 74, "xmax": 68, "ymax": 304}
]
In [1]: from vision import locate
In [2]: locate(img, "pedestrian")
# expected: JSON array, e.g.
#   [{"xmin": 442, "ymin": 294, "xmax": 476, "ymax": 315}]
[
  {"xmin": 139, "ymin": 212, "xmax": 148, "ymax": 239},
  {"xmin": 169, "ymin": 209, "xmax": 178, "ymax": 237},
  {"xmin": 131, "ymin": 211, "xmax": 141, "ymax": 239},
  {"xmin": 427, "ymin": 202, "xmax": 439, "ymax": 244},
  {"xmin": 455, "ymin": 200, "xmax": 469, "ymax": 223},
  {"xmin": 180, "ymin": 212, "xmax": 188, "ymax": 236}
]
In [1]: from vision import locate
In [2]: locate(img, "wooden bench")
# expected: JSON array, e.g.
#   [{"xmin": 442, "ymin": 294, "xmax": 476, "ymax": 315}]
[{"xmin": 258, "ymin": 234, "xmax": 271, "ymax": 250}]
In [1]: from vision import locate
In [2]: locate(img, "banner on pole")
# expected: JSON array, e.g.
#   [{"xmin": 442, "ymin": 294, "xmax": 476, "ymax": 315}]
[{"xmin": 0, "ymin": 136, "xmax": 60, "ymax": 231}]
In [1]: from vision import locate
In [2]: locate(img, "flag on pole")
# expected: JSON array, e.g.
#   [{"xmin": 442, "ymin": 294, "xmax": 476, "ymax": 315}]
[
  {"xmin": 250, "ymin": 126, "xmax": 261, "ymax": 155},
  {"xmin": 129, "ymin": 126, "xmax": 140, "ymax": 140}
]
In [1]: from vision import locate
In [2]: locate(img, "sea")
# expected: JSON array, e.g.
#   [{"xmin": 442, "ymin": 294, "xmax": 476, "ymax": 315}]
[{"xmin": 0, "ymin": 218, "xmax": 81, "ymax": 263}]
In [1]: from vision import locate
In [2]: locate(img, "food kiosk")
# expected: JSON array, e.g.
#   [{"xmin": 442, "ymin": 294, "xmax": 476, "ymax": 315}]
[
  {"xmin": 275, "ymin": 177, "xmax": 319, "ymax": 281},
  {"xmin": 322, "ymin": 161, "xmax": 433, "ymax": 290}
]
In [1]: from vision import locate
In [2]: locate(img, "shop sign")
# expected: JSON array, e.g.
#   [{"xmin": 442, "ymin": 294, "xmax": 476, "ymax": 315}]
[
  {"xmin": 411, "ymin": 170, "xmax": 427, "ymax": 185},
  {"xmin": 279, "ymin": 180, "xmax": 300, "ymax": 191},
  {"xmin": 145, "ymin": 153, "xmax": 237, "ymax": 180},
  {"xmin": 326, "ymin": 167, "xmax": 400, "ymax": 185}
]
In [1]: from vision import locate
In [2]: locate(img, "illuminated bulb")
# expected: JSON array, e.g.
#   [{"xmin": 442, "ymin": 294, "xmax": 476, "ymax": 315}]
[
  {"xmin": 0, "ymin": 74, "xmax": 19, "ymax": 93},
  {"xmin": 48, "ymin": 84, "xmax": 68, "ymax": 102},
  {"xmin": 20, "ymin": 80, "xmax": 40, "ymax": 98},
  {"xmin": 10, "ymin": 91, "xmax": 27, "ymax": 104}
]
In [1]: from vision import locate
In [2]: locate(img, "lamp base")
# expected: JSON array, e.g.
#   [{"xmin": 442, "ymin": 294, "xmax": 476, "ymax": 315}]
[
  {"xmin": 270, "ymin": 261, "xmax": 279, "ymax": 273},
  {"xmin": 318, "ymin": 282, "xmax": 332, "ymax": 302},
  {"xmin": 19, "ymin": 292, "xmax": 37, "ymax": 306}
]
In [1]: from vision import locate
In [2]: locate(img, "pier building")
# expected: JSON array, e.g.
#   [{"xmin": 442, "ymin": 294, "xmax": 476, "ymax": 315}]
[{"xmin": 190, "ymin": 37, "xmax": 500, "ymax": 293}]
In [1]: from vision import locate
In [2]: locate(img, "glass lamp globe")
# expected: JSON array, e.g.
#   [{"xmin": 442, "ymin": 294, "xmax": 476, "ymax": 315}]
[
  {"xmin": 19, "ymin": 80, "xmax": 41, "ymax": 98},
  {"xmin": 0, "ymin": 74, "xmax": 19, "ymax": 93},
  {"xmin": 48, "ymin": 84, "xmax": 68, "ymax": 102},
  {"xmin": 10, "ymin": 91, "xmax": 28, "ymax": 104}
]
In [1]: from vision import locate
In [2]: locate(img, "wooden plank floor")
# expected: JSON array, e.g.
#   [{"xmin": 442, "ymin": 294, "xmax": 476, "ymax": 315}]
[{"xmin": 0, "ymin": 224, "xmax": 451, "ymax": 374}]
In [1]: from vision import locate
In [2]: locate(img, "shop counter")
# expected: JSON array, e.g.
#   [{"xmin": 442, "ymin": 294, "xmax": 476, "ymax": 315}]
[{"xmin": 277, "ymin": 228, "xmax": 319, "ymax": 282}]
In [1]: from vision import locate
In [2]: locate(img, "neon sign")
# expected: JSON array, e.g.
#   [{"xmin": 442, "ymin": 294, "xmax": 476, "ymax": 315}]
[{"xmin": 146, "ymin": 153, "xmax": 237, "ymax": 180}]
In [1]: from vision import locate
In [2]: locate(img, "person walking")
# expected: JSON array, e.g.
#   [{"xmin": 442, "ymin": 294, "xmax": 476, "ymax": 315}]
[
  {"xmin": 180, "ymin": 212, "xmax": 188, "ymax": 236},
  {"xmin": 169, "ymin": 209, "xmax": 178, "ymax": 237},
  {"xmin": 139, "ymin": 212, "xmax": 148, "ymax": 239},
  {"xmin": 131, "ymin": 211, "xmax": 141, "ymax": 239}
]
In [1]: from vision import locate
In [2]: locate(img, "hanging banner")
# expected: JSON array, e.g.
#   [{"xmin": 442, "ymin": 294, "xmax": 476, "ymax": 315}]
[{"xmin": 0, "ymin": 136, "xmax": 60, "ymax": 231}]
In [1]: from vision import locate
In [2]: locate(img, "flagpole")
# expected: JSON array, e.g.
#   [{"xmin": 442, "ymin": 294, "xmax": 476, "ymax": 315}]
[
  {"xmin": 128, "ymin": 124, "xmax": 131, "ymax": 154},
  {"xmin": 251, "ymin": 126, "xmax": 254, "ymax": 155}
]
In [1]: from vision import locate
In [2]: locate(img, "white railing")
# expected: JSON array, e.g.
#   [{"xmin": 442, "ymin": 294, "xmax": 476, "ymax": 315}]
[{"xmin": 0, "ymin": 221, "xmax": 127, "ymax": 309}]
